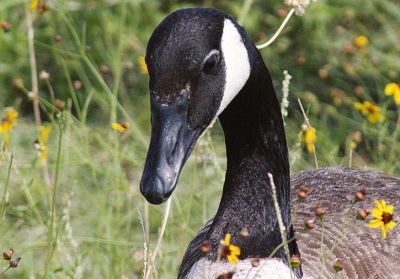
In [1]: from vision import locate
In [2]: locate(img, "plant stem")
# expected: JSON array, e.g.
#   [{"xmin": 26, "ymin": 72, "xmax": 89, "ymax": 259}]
[
  {"xmin": 0, "ymin": 154, "xmax": 13, "ymax": 223},
  {"xmin": 257, "ymin": 8, "xmax": 295, "ymax": 49},
  {"xmin": 238, "ymin": 0, "xmax": 254, "ymax": 25},
  {"xmin": 43, "ymin": 126, "xmax": 63, "ymax": 278},
  {"xmin": 26, "ymin": 6, "xmax": 41, "ymax": 126},
  {"xmin": 144, "ymin": 197, "xmax": 172, "ymax": 279}
]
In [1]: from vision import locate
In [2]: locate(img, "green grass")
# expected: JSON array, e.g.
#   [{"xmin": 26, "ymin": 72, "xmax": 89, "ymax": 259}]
[{"xmin": 0, "ymin": 0, "xmax": 399, "ymax": 278}]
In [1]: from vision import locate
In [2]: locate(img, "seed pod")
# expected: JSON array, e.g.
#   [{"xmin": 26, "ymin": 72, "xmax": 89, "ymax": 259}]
[
  {"xmin": 199, "ymin": 240, "xmax": 211, "ymax": 254},
  {"xmin": 304, "ymin": 219, "xmax": 316, "ymax": 229},
  {"xmin": 251, "ymin": 257, "xmax": 260, "ymax": 267},
  {"xmin": 315, "ymin": 204, "xmax": 326, "ymax": 219},
  {"xmin": 290, "ymin": 255, "xmax": 301, "ymax": 268},
  {"xmin": 355, "ymin": 190, "xmax": 366, "ymax": 202},
  {"xmin": 3, "ymin": 248, "xmax": 14, "ymax": 260},
  {"xmin": 333, "ymin": 258, "xmax": 344, "ymax": 272},
  {"xmin": 356, "ymin": 209, "xmax": 369, "ymax": 220},
  {"xmin": 239, "ymin": 227, "xmax": 249, "ymax": 239}
]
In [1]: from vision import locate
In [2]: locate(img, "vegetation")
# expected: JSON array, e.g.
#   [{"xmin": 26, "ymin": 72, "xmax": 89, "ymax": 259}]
[{"xmin": 0, "ymin": 0, "xmax": 399, "ymax": 278}]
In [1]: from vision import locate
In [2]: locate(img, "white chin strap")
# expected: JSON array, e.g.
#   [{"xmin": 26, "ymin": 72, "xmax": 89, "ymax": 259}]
[{"xmin": 217, "ymin": 19, "xmax": 251, "ymax": 115}]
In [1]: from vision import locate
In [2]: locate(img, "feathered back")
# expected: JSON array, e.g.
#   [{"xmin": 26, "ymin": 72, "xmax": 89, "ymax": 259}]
[
  {"xmin": 292, "ymin": 167, "xmax": 400, "ymax": 278},
  {"xmin": 180, "ymin": 167, "xmax": 400, "ymax": 278}
]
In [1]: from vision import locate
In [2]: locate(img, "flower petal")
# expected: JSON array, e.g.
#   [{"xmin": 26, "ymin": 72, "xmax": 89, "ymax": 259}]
[
  {"xmin": 224, "ymin": 233, "xmax": 231, "ymax": 246},
  {"xmin": 381, "ymin": 224, "xmax": 387, "ymax": 239},
  {"xmin": 369, "ymin": 219, "xmax": 383, "ymax": 228},
  {"xmin": 371, "ymin": 208, "xmax": 382, "ymax": 219},
  {"xmin": 386, "ymin": 221, "xmax": 396, "ymax": 230}
]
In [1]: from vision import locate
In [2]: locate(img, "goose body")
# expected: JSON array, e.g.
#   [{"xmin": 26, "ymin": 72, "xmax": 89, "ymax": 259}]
[{"xmin": 139, "ymin": 8, "xmax": 400, "ymax": 279}]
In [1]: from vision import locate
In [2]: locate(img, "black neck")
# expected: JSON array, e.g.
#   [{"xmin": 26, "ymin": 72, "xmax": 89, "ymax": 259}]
[{"xmin": 207, "ymin": 45, "xmax": 298, "ymax": 263}]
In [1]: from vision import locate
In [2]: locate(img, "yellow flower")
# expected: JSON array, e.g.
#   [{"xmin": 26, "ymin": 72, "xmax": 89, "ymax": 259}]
[
  {"xmin": 302, "ymin": 126, "xmax": 316, "ymax": 154},
  {"xmin": 30, "ymin": 0, "xmax": 38, "ymax": 10},
  {"xmin": 219, "ymin": 233, "xmax": 241, "ymax": 266},
  {"xmin": 0, "ymin": 107, "xmax": 18, "ymax": 150},
  {"xmin": 368, "ymin": 200, "xmax": 396, "ymax": 239},
  {"xmin": 384, "ymin": 83, "xmax": 400, "ymax": 105},
  {"xmin": 35, "ymin": 125, "xmax": 51, "ymax": 165},
  {"xmin": 137, "ymin": 56, "xmax": 148, "ymax": 74},
  {"xmin": 112, "ymin": 122, "xmax": 129, "ymax": 133},
  {"xmin": 354, "ymin": 35, "xmax": 368, "ymax": 48},
  {"xmin": 353, "ymin": 101, "xmax": 384, "ymax": 124}
]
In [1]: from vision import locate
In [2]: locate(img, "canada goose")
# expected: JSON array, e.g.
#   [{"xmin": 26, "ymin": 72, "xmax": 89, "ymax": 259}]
[{"xmin": 139, "ymin": 8, "xmax": 400, "ymax": 279}]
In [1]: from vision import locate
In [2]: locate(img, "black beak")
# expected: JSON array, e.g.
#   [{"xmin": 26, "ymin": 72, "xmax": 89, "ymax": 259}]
[{"xmin": 140, "ymin": 91, "xmax": 203, "ymax": 204}]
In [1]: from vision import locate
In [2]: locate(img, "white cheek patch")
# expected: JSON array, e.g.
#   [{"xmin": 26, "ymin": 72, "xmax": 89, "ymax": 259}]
[{"xmin": 217, "ymin": 19, "xmax": 251, "ymax": 115}]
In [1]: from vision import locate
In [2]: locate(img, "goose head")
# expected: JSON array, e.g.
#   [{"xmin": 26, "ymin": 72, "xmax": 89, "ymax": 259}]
[{"xmin": 140, "ymin": 8, "xmax": 253, "ymax": 204}]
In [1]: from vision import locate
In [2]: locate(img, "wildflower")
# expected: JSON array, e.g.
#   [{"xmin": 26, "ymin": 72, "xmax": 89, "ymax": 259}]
[
  {"xmin": 0, "ymin": 108, "xmax": 18, "ymax": 150},
  {"xmin": 353, "ymin": 101, "xmax": 384, "ymax": 124},
  {"xmin": 384, "ymin": 83, "xmax": 400, "ymax": 105},
  {"xmin": 219, "ymin": 233, "xmax": 240, "ymax": 266},
  {"xmin": 30, "ymin": 0, "xmax": 47, "ymax": 14},
  {"xmin": 138, "ymin": 56, "xmax": 148, "ymax": 74},
  {"xmin": 333, "ymin": 258, "xmax": 344, "ymax": 272},
  {"xmin": 290, "ymin": 255, "xmax": 301, "ymax": 268},
  {"xmin": 354, "ymin": 35, "xmax": 368, "ymax": 48},
  {"xmin": 112, "ymin": 122, "xmax": 129, "ymax": 133},
  {"xmin": 34, "ymin": 125, "xmax": 51, "ymax": 165},
  {"xmin": 368, "ymin": 199, "xmax": 396, "ymax": 239},
  {"xmin": 302, "ymin": 126, "xmax": 316, "ymax": 154}
]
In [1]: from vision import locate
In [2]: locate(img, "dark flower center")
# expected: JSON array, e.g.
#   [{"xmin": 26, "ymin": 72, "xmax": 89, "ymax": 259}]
[
  {"xmin": 382, "ymin": 212, "xmax": 393, "ymax": 224},
  {"xmin": 221, "ymin": 245, "xmax": 231, "ymax": 257}
]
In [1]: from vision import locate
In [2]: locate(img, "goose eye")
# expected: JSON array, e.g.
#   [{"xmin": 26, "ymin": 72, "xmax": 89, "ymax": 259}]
[{"xmin": 202, "ymin": 50, "xmax": 220, "ymax": 75}]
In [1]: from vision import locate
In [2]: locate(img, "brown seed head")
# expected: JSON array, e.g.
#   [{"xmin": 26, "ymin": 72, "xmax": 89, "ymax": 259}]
[
  {"xmin": 290, "ymin": 255, "xmax": 301, "ymax": 268},
  {"xmin": 333, "ymin": 258, "xmax": 344, "ymax": 272},
  {"xmin": 315, "ymin": 204, "xmax": 326, "ymax": 219},
  {"xmin": 355, "ymin": 190, "xmax": 366, "ymax": 202},
  {"xmin": 297, "ymin": 185, "xmax": 310, "ymax": 200},
  {"xmin": 73, "ymin": 80, "xmax": 82, "ymax": 90},
  {"xmin": 251, "ymin": 257, "xmax": 260, "ymax": 267},
  {"xmin": 39, "ymin": 70, "xmax": 50, "ymax": 81},
  {"xmin": 304, "ymin": 219, "xmax": 316, "ymax": 229},
  {"xmin": 3, "ymin": 248, "xmax": 14, "ymax": 260},
  {"xmin": 9, "ymin": 256, "xmax": 21, "ymax": 268},
  {"xmin": 100, "ymin": 65, "xmax": 111, "ymax": 74},
  {"xmin": 216, "ymin": 272, "xmax": 234, "ymax": 279},
  {"xmin": 356, "ymin": 209, "xmax": 369, "ymax": 220},
  {"xmin": 239, "ymin": 227, "xmax": 250, "ymax": 239},
  {"xmin": 199, "ymin": 240, "xmax": 211, "ymax": 254},
  {"xmin": 53, "ymin": 99, "xmax": 65, "ymax": 110},
  {"xmin": 318, "ymin": 68, "xmax": 329, "ymax": 79},
  {"xmin": 54, "ymin": 34, "xmax": 61, "ymax": 43},
  {"xmin": 1, "ymin": 21, "xmax": 11, "ymax": 32},
  {"xmin": 12, "ymin": 79, "xmax": 24, "ymax": 89},
  {"xmin": 37, "ymin": 3, "xmax": 48, "ymax": 14}
]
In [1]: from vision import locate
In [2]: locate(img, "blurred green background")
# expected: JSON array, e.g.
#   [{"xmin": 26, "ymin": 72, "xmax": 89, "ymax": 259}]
[{"xmin": 0, "ymin": 0, "xmax": 399, "ymax": 278}]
